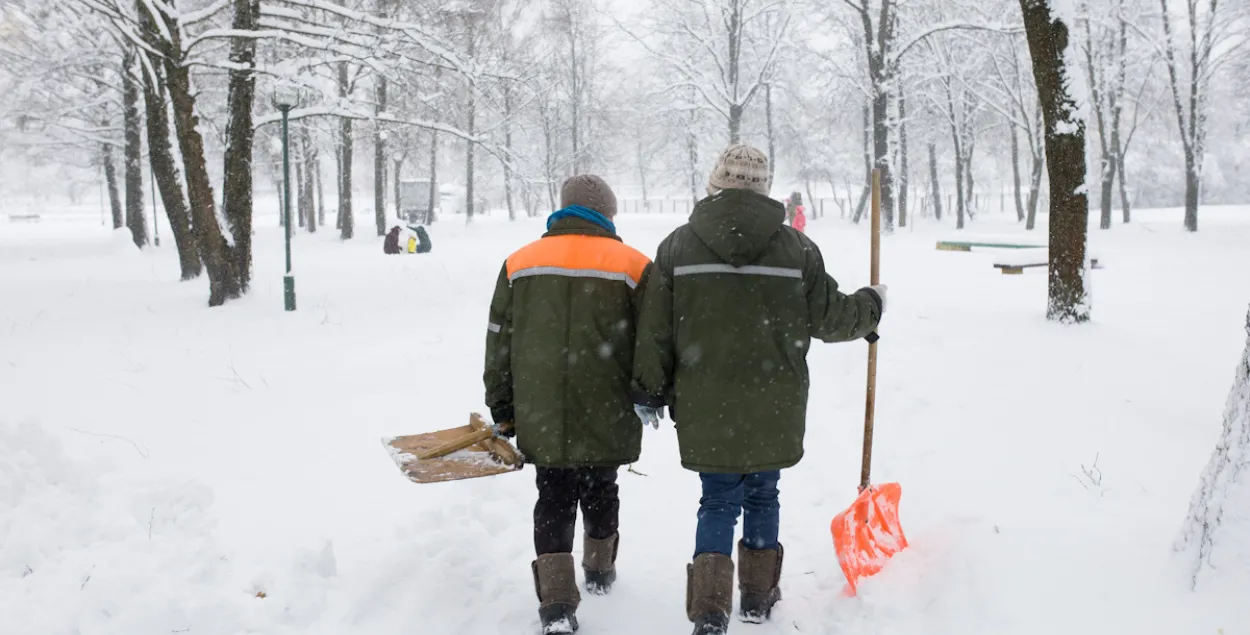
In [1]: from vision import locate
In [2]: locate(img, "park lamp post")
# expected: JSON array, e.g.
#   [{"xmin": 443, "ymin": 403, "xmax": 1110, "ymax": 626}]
[{"xmin": 276, "ymin": 87, "xmax": 298, "ymax": 311}]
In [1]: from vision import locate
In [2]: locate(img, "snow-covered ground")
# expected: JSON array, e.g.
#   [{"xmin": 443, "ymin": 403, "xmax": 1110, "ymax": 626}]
[{"xmin": 3, "ymin": 202, "xmax": 1249, "ymax": 635}]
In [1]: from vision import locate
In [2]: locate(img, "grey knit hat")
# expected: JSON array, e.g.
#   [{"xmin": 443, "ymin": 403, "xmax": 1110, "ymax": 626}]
[
  {"xmin": 561, "ymin": 174, "xmax": 618, "ymax": 218},
  {"xmin": 707, "ymin": 144, "xmax": 770, "ymax": 197}
]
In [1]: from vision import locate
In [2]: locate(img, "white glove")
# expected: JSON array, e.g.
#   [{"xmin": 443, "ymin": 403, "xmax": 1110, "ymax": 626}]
[{"xmin": 867, "ymin": 284, "xmax": 887, "ymax": 313}]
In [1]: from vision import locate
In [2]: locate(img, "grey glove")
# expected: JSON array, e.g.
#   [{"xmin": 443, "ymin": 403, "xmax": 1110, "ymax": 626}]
[{"xmin": 633, "ymin": 404, "xmax": 662, "ymax": 430}]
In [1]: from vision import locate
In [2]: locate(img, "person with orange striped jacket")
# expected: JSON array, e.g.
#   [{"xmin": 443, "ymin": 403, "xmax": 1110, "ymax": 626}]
[{"xmin": 483, "ymin": 175, "xmax": 653, "ymax": 634}]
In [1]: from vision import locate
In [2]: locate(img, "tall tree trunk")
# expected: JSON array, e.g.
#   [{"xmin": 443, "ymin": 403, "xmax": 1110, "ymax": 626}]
[
  {"xmin": 137, "ymin": 0, "xmax": 199, "ymax": 279},
  {"xmin": 465, "ymin": 95, "xmax": 476, "ymax": 223},
  {"xmin": 296, "ymin": 150, "xmax": 306, "ymax": 229},
  {"xmin": 853, "ymin": 103, "xmax": 871, "ymax": 223},
  {"xmin": 163, "ymin": 4, "xmax": 239, "ymax": 306},
  {"xmin": 337, "ymin": 59, "xmax": 353, "ymax": 239},
  {"xmin": 765, "ymin": 83, "xmax": 775, "ymax": 184},
  {"xmin": 1026, "ymin": 146, "xmax": 1045, "ymax": 230},
  {"xmin": 315, "ymin": 155, "xmax": 325, "ymax": 226},
  {"xmin": 102, "ymin": 138, "xmax": 123, "ymax": 229},
  {"xmin": 728, "ymin": 104, "xmax": 743, "ymax": 145},
  {"xmin": 303, "ymin": 130, "xmax": 316, "ymax": 233},
  {"xmin": 503, "ymin": 82, "xmax": 516, "ymax": 221},
  {"xmin": 122, "ymin": 51, "xmax": 147, "ymax": 248},
  {"xmin": 898, "ymin": 86, "xmax": 909, "ymax": 228},
  {"xmin": 427, "ymin": 131, "xmax": 439, "ymax": 223},
  {"xmin": 374, "ymin": 76, "xmax": 387, "ymax": 236},
  {"xmin": 950, "ymin": 121, "xmax": 965, "ymax": 229},
  {"xmin": 393, "ymin": 156, "xmax": 402, "ymax": 223},
  {"xmin": 928, "ymin": 142, "xmax": 943, "ymax": 221},
  {"xmin": 964, "ymin": 133, "xmax": 976, "ymax": 218},
  {"xmin": 1011, "ymin": 125, "xmax": 1025, "ymax": 221},
  {"xmin": 637, "ymin": 138, "xmax": 649, "ymax": 211},
  {"xmin": 220, "ymin": 0, "xmax": 259, "ymax": 295},
  {"xmin": 1159, "ymin": 0, "xmax": 1204, "ymax": 232},
  {"xmin": 1116, "ymin": 150, "xmax": 1131, "ymax": 223},
  {"xmin": 1021, "ymin": 0, "xmax": 1090, "ymax": 323}
]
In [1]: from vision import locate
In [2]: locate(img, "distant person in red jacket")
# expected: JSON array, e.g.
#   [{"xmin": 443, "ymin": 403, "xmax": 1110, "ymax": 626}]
[{"xmin": 792, "ymin": 204, "xmax": 807, "ymax": 233}]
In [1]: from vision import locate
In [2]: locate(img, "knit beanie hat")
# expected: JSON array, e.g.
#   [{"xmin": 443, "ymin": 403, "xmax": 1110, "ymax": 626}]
[
  {"xmin": 561, "ymin": 174, "xmax": 618, "ymax": 218},
  {"xmin": 706, "ymin": 144, "xmax": 770, "ymax": 197}
]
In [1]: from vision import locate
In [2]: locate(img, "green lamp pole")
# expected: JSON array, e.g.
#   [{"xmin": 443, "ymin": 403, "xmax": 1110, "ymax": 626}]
[{"xmin": 278, "ymin": 100, "xmax": 296, "ymax": 311}]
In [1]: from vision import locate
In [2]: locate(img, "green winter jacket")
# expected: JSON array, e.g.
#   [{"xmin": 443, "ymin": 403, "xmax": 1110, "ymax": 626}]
[
  {"xmin": 631, "ymin": 189, "xmax": 882, "ymax": 473},
  {"xmin": 484, "ymin": 217, "xmax": 654, "ymax": 468}
]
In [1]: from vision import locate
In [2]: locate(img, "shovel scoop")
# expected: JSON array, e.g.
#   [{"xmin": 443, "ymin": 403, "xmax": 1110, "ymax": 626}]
[{"xmin": 830, "ymin": 482, "xmax": 907, "ymax": 595}]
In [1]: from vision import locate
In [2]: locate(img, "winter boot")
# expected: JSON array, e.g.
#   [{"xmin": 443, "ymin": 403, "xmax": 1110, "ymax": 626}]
[
  {"xmin": 686, "ymin": 552, "xmax": 734, "ymax": 635},
  {"xmin": 736, "ymin": 540, "xmax": 783, "ymax": 623},
  {"xmin": 533, "ymin": 553, "xmax": 580, "ymax": 634},
  {"xmin": 582, "ymin": 532, "xmax": 619, "ymax": 595}
]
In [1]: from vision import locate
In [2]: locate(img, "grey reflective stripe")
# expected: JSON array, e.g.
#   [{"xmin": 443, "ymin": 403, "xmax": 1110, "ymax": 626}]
[
  {"xmin": 509, "ymin": 266, "xmax": 638, "ymax": 289},
  {"xmin": 487, "ymin": 322, "xmax": 502, "ymax": 333},
  {"xmin": 673, "ymin": 264, "xmax": 802, "ymax": 279}
]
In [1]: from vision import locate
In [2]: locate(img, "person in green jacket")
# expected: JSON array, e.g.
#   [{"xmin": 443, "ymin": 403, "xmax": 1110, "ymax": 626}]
[
  {"xmin": 484, "ymin": 174, "xmax": 653, "ymax": 635},
  {"xmin": 630, "ymin": 145, "xmax": 885, "ymax": 635}
]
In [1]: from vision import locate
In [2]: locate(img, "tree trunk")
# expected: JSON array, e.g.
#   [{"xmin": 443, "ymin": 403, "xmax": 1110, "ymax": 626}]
[
  {"xmin": 427, "ymin": 131, "xmax": 439, "ymax": 223},
  {"xmin": 102, "ymin": 139, "xmax": 123, "ymax": 229},
  {"xmin": 898, "ymin": 87, "xmax": 909, "ymax": 228},
  {"xmin": 296, "ymin": 149, "xmax": 306, "ymax": 229},
  {"xmin": 503, "ymin": 82, "xmax": 516, "ymax": 221},
  {"xmin": 928, "ymin": 142, "xmax": 943, "ymax": 221},
  {"xmin": 637, "ymin": 138, "xmax": 649, "ymax": 212},
  {"xmin": 1020, "ymin": 0, "xmax": 1090, "ymax": 323},
  {"xmin": 1011, "ymin": 126, "xmax": 1025, "ymax": 221},
  {"xmin": 853, "ymin": 103, "xmax": 871, "ymax": 223},
  {"xmin": 950, "ymin": 122, "xmax": 965, "ymax": 229},
  {"xmin": 1116, "ymin": 150, "xmax": 1131, "ymax": 223},
  {"xmin": 303, "ymin": 130, "xmax": 317, "ymax": 233},
  {"xmin": 728, "ymin": 103, "xmax": 743, "ymax": 145},
  {"xmin": 219, "ymin": 0, "xmax": 259, "ymax": 295},
  {"xmin": 374, "ymin": 76, "xmax": 387, "ymax": 236},
  {"xmin": 337, "ymin": 60, "xmax": 353, "ymax": 239},
  {"xmin": 393, "ymin": 157, "xmax": 402, "ymax": 223},
  {"xmin": 686, "ymin": 115, "xmax": 699, "ymax": 203},
  {"xmin": 136, "ymin": 0, "xmax": 199, "ymax": 279},
  {"xmin": 765, "ymin": 83, "xmax": 775, "ymax": 185},
  {"xmin": 1026, "ymin": 145, "xmax": 1045, "ymax": 230},
  {"xmin": 465, "ymin": 93, "xmax": 476, "ymax": 223},
  {"xmin": 965, "ymin": 134, "xmax": 976, "ymax": 218},
  {"xmin": 122, "ymin": 51, "xmax": 147, "ymax": 248},
  {"xmin": 1175, "ymin": 303, "xmax": 1250, "ymax": 591},
  {"xmin": 872, "ymin": 83, "xmax": 895, "ymax": 232},
  {"xmin": 315, "ymin": 156, "xmax": 325, "ymax": 226},
  {"xmin": 164, "ymin": 18, "xmax": 239, "ymax": 306}
]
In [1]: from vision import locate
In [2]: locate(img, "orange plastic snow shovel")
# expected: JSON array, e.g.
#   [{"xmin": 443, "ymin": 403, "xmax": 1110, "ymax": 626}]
[{"xmin": 830, "ymin": 169, "xmax": 908, "ymax": 596}]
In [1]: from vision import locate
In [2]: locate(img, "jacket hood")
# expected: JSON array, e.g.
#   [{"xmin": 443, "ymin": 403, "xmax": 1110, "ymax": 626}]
[{"xmin": 688, "ymin": 189, "xmax": 786, "ymax": 266}]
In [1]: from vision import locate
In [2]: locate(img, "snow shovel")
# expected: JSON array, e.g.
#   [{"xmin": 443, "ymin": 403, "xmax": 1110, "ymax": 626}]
[
  {"xmin": 830, "ymin": 169, "xmax": 908, "ymax": 596},
  {"xmin": 384, "ymin": 413, "xmax": 524, "ymax": 484}
]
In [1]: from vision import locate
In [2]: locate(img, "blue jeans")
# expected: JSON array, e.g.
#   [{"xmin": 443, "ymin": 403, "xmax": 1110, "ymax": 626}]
[{"xmin": 694, "ymin": 471, "xmax": 781, "ymax": 557}]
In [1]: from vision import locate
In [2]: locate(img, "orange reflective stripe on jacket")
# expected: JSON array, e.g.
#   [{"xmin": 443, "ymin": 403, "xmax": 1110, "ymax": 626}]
[{"xmin": 506, "ymin": 234, "xmax": 651, "ymax": 289}]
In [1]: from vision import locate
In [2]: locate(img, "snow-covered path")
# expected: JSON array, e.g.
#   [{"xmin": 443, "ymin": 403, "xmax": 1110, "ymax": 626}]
[{"xmin": 3, "ymin": 205, "xmax": 1248, "ymax": 635}]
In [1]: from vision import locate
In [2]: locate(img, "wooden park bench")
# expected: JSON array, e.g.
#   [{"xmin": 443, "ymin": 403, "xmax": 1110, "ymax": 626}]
[
  {"xmin": 993, "ymin": 257, "xmax": 1101, "ymax": 275},
  {"xmin": 936, "ymin": 240, "xmax": 1044, "ymax": 252},
  {"xmin": 6, "ymin": 213, "xmax": 41, "ymax": 223}
]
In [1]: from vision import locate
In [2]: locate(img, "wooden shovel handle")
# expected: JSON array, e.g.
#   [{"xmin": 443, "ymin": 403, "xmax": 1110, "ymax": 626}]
[
  {"xmin": 417, "ymin": 428, "xmax": 495, "ymax": 461},
  {"xmin": 860, "ymin": 169, "xmax": 882, "ymax": 492}
]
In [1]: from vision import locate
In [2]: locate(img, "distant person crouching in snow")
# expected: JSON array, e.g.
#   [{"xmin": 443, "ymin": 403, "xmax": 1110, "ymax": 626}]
[
  {"xmin": 630, "ymin": 144, "xmax": 885, "ymax": 635},
  {"xmin": 383, "ymin": 224, "xmax": 432, "ymax": 254},
  {"xmin": 483, "ymin": 175, "xmax": 653, "ymax": 634}
]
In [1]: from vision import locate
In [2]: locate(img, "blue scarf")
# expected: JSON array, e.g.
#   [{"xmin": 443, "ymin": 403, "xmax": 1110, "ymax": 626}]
[{"xmin": 546, "ymin": 205, "xmax": 616, "ymax": 234}]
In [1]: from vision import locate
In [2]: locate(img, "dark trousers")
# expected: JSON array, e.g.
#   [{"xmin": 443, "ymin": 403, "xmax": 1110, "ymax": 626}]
[
  {"xmin": 694, "ymin": 471, "xmax": 781, "ymax": 558},
  {"xmin": 534, "ymin": 466, "xmax": 620, "ymax": 555}
]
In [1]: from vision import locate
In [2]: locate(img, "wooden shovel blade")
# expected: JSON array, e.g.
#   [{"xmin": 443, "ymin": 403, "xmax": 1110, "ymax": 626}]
[
  {"xmin": 830, "ymin": 481, "xmax": 907, "ymax": 595},
  {"xmin": 384, "ymin": 413, "xmax": 523, "ymax": 484}
]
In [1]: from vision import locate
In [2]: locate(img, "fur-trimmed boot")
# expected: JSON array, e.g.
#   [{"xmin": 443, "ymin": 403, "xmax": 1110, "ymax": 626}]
[
  {"xmin": 736, "ymin": 540, "xmax": 783, "ymax": 623},
  {"xmin": 686, "ymin": 552, "xmax": 734, "ymax": 635},
  {"xmin": 533, "ymin": 553, "xmax": 580, "ymax": 634},
  {"xmin": 582, "ymin": 532, "xmax": 619, "ymax": 595}
]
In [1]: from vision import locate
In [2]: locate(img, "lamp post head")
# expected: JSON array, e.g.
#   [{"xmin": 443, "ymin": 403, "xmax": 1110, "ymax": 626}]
[{"xmin": 275, "ymin": 86, "xmax": 299, "ymax": 111}]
